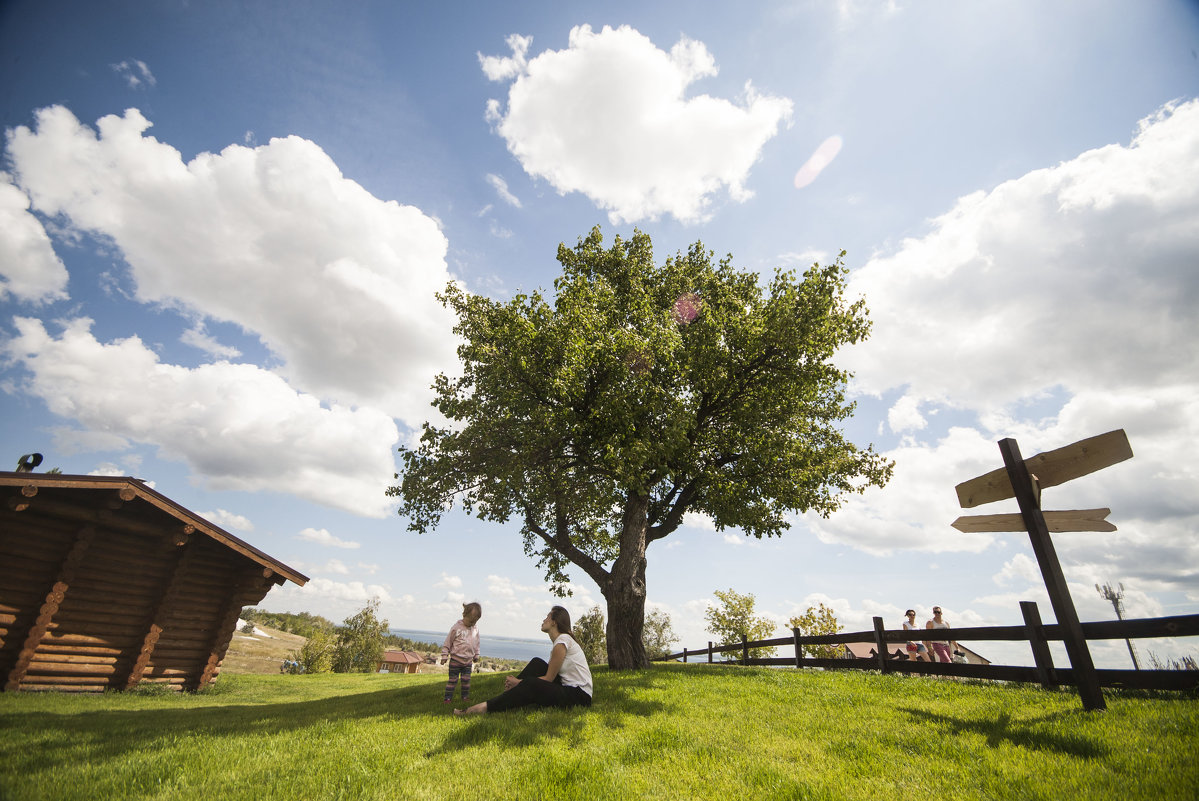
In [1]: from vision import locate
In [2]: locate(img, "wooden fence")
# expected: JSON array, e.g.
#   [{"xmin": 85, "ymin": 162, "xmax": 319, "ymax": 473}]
[{"xmin": 654, "ymin": 602, "xmax": 1199, "ymax": 699}]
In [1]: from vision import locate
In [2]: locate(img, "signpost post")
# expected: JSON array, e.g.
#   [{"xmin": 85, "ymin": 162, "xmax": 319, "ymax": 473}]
[{"xmin": 952, "ymin": 429, "xmax": 1134, "ymax": 711}]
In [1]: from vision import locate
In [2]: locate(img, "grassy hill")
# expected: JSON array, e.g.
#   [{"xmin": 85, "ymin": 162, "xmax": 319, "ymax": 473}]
[
  {"xmin": 222, "ymin": 622, "xmax": 521, "ymax": 675},
  {"xmin": 223, "ymin": 622, "xmax": 308, "ymax": 674},
  {"xmin": 1, "ymin": 664, "xmax": 1195, "ymax": 800}
]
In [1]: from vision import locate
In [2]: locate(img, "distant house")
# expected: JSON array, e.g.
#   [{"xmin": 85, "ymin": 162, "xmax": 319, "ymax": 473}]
[
  {"xmin": 0, "ymin": 472, "xmax": 307, "ymax": 692},
  {"xmin": 840, "ymin": 641, "xmax": 991, "ymax": 665},
  {"xmin": 379, "ymin": 649, "xmax": 425, "ymax": 674}
]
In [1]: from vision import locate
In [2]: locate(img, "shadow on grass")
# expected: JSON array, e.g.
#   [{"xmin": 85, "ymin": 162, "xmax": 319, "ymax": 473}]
[
  {"xmin": 0, "ymin": 669, "xmax": 669, "ymax": 773},
  {"xmin": 426, "ymin": 667, "xmax": 668, "ymax": 757},
  {"xmin": 0, "ymin": 684, "xmax": 421, "ymax": 776},
  {"xmin": 899, "ymin": 706, "xmax": 1109, "ymax": 759}
]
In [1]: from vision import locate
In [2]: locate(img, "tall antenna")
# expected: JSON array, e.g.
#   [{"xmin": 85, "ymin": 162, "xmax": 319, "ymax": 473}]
[{"xmin": 1095, "ymin": 581, "xmax": 1141, "ymax": 670}]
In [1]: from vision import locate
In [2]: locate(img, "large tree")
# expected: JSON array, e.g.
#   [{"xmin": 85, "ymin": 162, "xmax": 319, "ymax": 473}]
[{"xmin": 390, "ymin": 227, "xmax": 892, "ymax": 669}]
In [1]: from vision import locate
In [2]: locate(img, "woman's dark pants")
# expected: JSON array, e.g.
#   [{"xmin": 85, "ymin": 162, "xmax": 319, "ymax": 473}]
[{"xmin": 484, "ymin": 657, "xmax": 592, "ymax": 713}]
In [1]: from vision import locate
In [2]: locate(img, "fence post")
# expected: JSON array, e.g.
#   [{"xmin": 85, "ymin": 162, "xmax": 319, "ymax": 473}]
[
  {"xmin": 683, "ymin": 647, "xmax": 688, "ymax": 663},
  {"xmin": 793, "ymin": 627, "xmax": 802, "ymax": 668},
  {"xmin": 708, "ymin": 641, "xmax": 713, "ymax": 664},
  {"xmin": 1020, "ymin": 600, "xmax": 1057, "ymax": 689},
  {"xmin": 872, "ymin": 617, "xmax": 889, "ymax": 673},
  {"xmin": 742, "ymin": 634, "xmax": 749, "ymax": 665}
]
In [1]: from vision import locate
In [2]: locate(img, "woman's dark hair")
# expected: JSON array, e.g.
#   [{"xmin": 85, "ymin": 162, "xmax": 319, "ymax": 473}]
[{"xmin": 549, "ymin": 605, "xmax": 573, "ymax": 637}]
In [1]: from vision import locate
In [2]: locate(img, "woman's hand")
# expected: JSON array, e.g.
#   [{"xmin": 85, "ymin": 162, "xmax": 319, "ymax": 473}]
[{"xmin": 503, "ymin": 676, "xmax": 521, "ymax": 691}]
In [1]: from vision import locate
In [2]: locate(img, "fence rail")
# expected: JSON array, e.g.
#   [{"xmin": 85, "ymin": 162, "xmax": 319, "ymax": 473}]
[{"xmin": 653, "ymin": 603, "xmax": 1199, "ymax": 698}]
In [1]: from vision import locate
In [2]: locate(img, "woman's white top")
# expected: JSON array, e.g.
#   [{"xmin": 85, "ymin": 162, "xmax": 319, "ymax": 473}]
[{"xmin": 554, "ymin": 633, "xmax": 593, "ymax": 697}]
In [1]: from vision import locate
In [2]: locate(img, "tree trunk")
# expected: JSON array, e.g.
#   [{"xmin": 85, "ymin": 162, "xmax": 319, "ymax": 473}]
[{"xmin": 603, "ymin": 492, "xmax": 650, "ymax": 670}]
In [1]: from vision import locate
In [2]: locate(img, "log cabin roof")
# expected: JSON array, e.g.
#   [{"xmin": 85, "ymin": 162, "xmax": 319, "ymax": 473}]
[{"xmin": 0, "ymin": 472, "xmax": 308, "ymax": 586}]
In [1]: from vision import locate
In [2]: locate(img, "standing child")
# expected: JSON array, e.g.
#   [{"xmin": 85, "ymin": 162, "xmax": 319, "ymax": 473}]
[{"xmin": 440, "ymin": 602, "xmax": 482, "ymax": 703}]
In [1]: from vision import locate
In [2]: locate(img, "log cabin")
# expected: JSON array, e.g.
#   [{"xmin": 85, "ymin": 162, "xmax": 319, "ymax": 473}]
[{"xmin": 0, "ymin": 472, "xmax": 307, "ymax": 692}]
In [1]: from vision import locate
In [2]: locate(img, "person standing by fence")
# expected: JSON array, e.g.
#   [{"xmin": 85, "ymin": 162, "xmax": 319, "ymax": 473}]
[
  {"xmin": 903, "ymin": 610, "xmax": 929, "ymax": 661},
  {"xmin": 926, "ymin": 606, "xmax": 957, "ymax": 663}
]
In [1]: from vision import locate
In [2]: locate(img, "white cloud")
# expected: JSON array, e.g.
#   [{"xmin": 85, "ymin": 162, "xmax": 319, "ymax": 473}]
[
  {"xmin": 283, "ymin": 577, "xmax": 392, "ymax": 604},
  {"xmin": 323, "ymin": 558, "xmax": 350, "ymax": 575},
  {"xmin": 111, "ymin": 59, "xmax": 156, "ymax": 89},
  {"xmin": 820, "ymin": 99, "xmax": 1199, "ymax": 597},
  {"xmin": 481, "ymin": 25, "xmax": 793, "ymax": 224},
  {"xmin": 844, "ymin": 99, "xmax": 1199, "ymax": 412},
  {"xmin": 806, "ymin": 426, "xmax": 1000, "ymax": 555},
  {"xmin": 298, "ymin": 527, "xmax": 362, "ymax": 549},
  {"xmin": 201, "ymin": 508, "xmax": 255, "ymax": 532},
  {"xmin": 886, "ymin": 392, "xmax": 926, "ymax": 434},
  {"xmin": 993, "ymin": 552, "xmax": 1039, "ymax": 586},
  {"xmin": 485, "ymin": 173, "xmax": 522, "ymax": 207},
  {"xmin": 436, "ymin": 572, "xmax": 463, "ymax": 589},
  {"xmin": 3, "ymin": 317, "xmax": 400, "ymax": 515},
  {"xmin": 478, "ymin": 33, "xmax": 532, "ymax": 81},
  {"xmin": 5, "ymin": 106, "xmax": 459, "ymax": 424},
  {"xmin": 0, "ymin": 174, "xmax": 68, "ymax": 303},
  {"xmin": 180, "ymin": 323, "xmax": 241, "ymax": 359}
]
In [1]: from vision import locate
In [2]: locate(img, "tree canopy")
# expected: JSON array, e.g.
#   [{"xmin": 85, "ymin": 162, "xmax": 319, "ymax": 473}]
[{"xmin": 390, "ymin": 226, "xmax": 892, "ymax": 668}]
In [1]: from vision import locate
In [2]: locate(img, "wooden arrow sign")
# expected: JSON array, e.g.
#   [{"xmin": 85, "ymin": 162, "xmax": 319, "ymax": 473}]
[
  {"xmin": 952, "ymin": 508, "xmax": 1115, "ymax": 533},
  {"xmin": 955, "ymin": 429, "xmax": 1133, "ymax": 509}
]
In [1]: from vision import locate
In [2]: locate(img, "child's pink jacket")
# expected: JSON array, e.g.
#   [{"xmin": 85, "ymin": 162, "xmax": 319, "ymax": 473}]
[{"xmin": 441, "ymin": 620, "xmax": 480, "ymax": 665}]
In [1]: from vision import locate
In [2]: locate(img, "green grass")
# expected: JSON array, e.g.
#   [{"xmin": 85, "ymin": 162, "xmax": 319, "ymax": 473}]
[{"xmin": 1, "ymin": 666, "xmax": 1196, "ymax": 800}]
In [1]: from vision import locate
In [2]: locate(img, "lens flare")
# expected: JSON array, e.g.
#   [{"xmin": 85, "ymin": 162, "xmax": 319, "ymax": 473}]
[
  {"xmin": 793, "ymin": 135, "xmax": 843, "ymax": 189},
  {"xmin": 672, "ymin": 292, "xmax": 702, "ymax": 324}
]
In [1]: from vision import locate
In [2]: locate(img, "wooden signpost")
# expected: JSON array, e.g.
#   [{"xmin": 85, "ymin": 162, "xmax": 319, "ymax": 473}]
[{"xmin": 952, "ymin": 429, "xmax": 1134, "ymax": 711}]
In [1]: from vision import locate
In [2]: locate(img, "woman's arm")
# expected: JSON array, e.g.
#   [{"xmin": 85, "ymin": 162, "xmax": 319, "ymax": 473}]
[{"xmin": 541, "ymin": 642, "xmax": 567, "ymax": 681}]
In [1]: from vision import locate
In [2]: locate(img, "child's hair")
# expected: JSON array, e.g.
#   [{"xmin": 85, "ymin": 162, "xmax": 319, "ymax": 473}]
[{"xmin": 462, "ymin": 602, "xmax": 482, "ymax": 620}]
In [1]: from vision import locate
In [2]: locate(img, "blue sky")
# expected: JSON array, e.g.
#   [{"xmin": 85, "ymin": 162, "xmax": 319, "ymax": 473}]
[{"xmin": 2, "ymin": 0, "xmax": 1197, "ymax": 667}]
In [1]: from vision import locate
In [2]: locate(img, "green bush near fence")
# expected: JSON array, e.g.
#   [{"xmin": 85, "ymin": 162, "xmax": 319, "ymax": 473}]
[{"xmin": 1, "ymin": 665, "xmax": 1196, "ymax": 800}]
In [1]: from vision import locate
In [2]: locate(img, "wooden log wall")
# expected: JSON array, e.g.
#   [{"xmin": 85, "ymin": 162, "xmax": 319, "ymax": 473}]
[{"xmin": 0, "ymin": 484, "xmax": 286, "ymax": 692}]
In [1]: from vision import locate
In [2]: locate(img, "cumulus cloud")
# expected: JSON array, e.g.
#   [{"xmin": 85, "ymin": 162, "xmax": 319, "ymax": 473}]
[
  {"xmin": 201, "ymin": 508, "xmax": 255, "ymax": 532},
  {"xmin": 436, "ymin": 572, "xmax": 463, "ymax": 589},
  {"xmin": 0, "ymin": 175, "xmax": 68, "ymax": 303},
  {"xmin": 1, "ymin": 316, "xmax": 399, "ymax": 516},
  {"xmin": 4, "ymin": 106, "xmax": 459, "ymax": 424},
  {"xmin": 285, "ymin": 577, "xmax": 392, "ymax": 603},
  {"xmin": 819, "ymin": 99, "xmax": 1199, "ymax": 596},
  {"xmin": 480, "ymin": 24, "xmax": 792, "ymax": 224},
  {"xmin": 298, "ymin": 527, "xmax": 363, "ymax": 548}
]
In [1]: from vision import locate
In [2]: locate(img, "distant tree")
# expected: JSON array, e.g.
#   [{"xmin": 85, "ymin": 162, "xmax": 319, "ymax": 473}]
[
  {"xmin": 642, "ymin": 608, "xmax": 678, "ymax": 660},
  {"xmin": 788, "ymin": 603, "xmax": 843, "ymax": 658},
  {"xmin": 574, "ymin": 605, "xmax": 608, "ymax": 665},
  {"xmin": 391, "ymin": 227, "xmax": 892, "ymax": 669},
  {"xmin": 240, "ymin": 620, "xmax": 256, "ymax": 635},
  {"xmin": 704, "ymin": 588, "xmax": 776, "ymax": 661},
  {"xmin": 332, "ymin": 599, "xmax": 389, "ymax": 673},
  {"xmin": 241, "ymin": 608, "xmax": 336, "ymax": 639},
  {"xmin": 293, "ymin": 629, "xmax": 334, "ymax": 674}
]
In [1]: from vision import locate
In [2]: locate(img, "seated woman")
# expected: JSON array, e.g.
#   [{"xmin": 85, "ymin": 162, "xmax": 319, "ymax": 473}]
[{"xmin": 454, "ymin": 606, "xmax": 592, "ymax": 715}]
